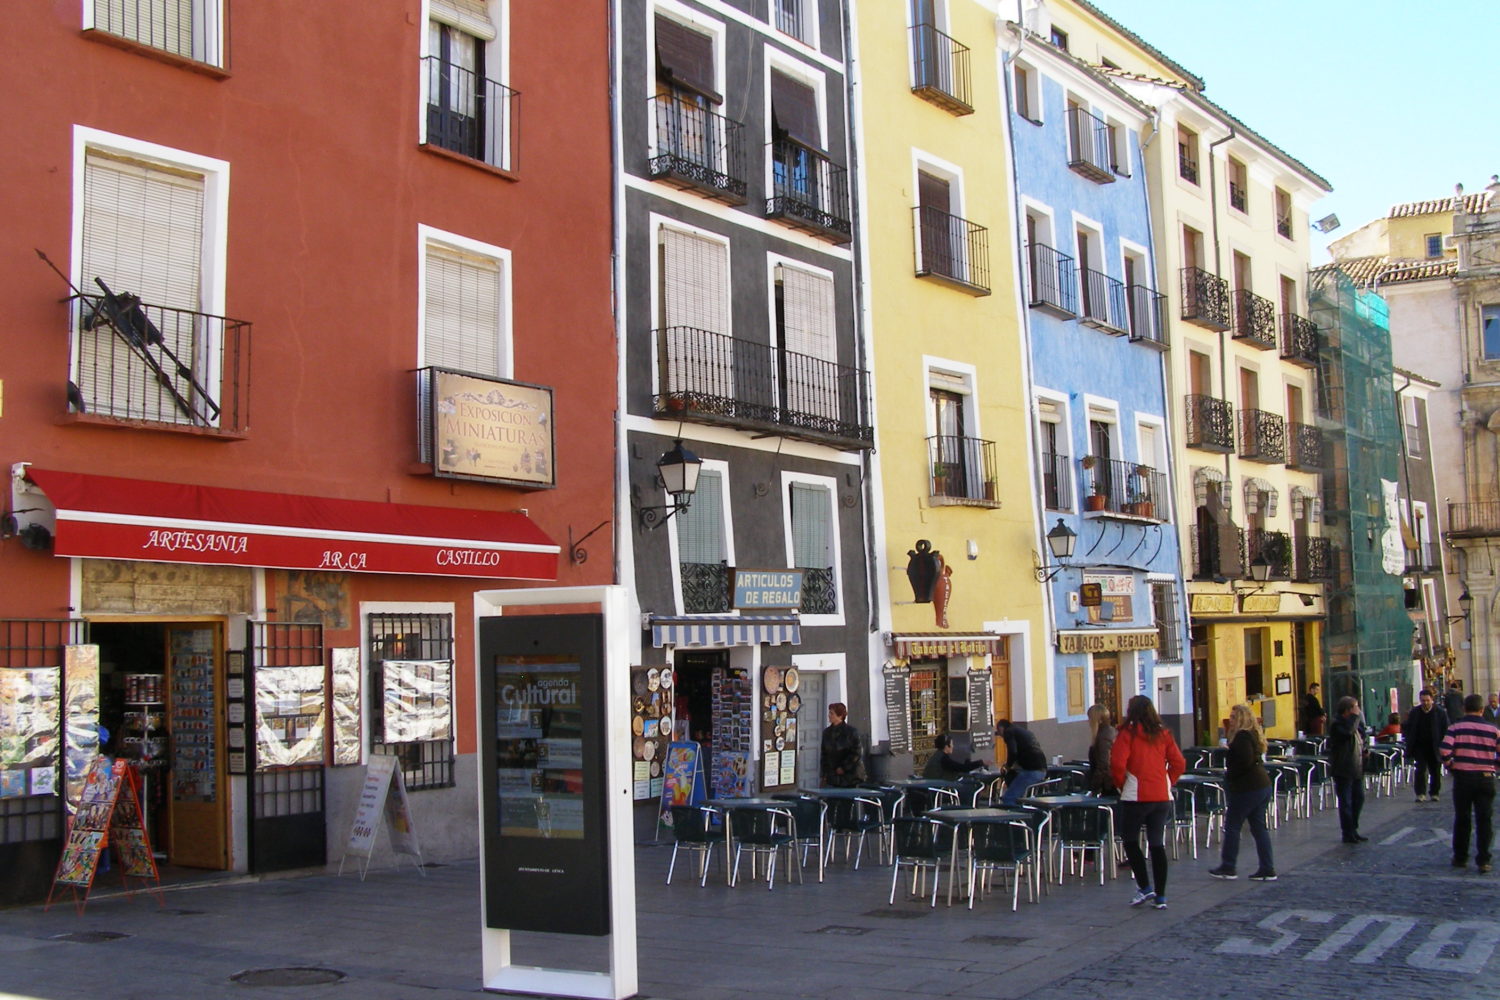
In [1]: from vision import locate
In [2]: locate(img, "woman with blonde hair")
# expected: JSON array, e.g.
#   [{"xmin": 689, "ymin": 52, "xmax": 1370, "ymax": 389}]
[
  {"xmin": 1086, "ymin": 704, "xmax": 1117, "ymax": 795},
  {"xmin": 1208, "ymin": 703, "xmax": 1276, "ymax": 881}
]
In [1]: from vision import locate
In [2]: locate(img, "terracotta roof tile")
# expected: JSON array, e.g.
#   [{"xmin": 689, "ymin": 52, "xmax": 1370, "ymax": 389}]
[
  {"xmin": 1389, "ymin": 191, "xmax": 1493, "ymax": 219},
  {"xmin": 1314, "ymin": 255, "xmax": 1456, "ymax": 287}
]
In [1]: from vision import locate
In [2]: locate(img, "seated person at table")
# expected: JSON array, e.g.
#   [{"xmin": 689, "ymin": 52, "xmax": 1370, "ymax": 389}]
[
  {"xmin": 996, "ymin": 720, "xmax": 1049, "ymax": 805},
  {"xmin": 922, "ymin": 733, "xmax": 986, "ymax": 778},
  {"xmin": 1376, "ymin": 712, "xmax": 1402, "ymax": 741}
]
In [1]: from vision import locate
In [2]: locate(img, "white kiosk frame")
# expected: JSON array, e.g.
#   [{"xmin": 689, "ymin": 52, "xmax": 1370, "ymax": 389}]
[{"xmin": 473, "ymin": 584, "xmax": 637, "ymax": 1000}]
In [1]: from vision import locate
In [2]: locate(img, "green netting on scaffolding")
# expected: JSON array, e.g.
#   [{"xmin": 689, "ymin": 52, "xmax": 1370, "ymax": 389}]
[{"xmin": 1310, "ymin": 266, "xmax": 1409, "ymax": 713}]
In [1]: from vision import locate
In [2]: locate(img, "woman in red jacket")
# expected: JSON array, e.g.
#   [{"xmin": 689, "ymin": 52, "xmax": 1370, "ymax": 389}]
[{"xmin": 1110, "ymin": 694, "xmax": 1186, "ymax": 910}]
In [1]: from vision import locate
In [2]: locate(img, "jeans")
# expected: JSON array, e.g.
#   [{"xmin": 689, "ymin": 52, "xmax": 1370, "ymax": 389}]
[
  {"xmin": 1221, "ymin": 785, "xmax": 1274, "ymax": 872},
  {"xmin": 1000, "ymin": 769, "xmax": 1048, "ymax": 806},
  {"xmin": 1451, "ymin": 771, "xmax": 1497, "ymax": 865},
  {"xmin": 1117, "ymin": 799, "xmax": 1171, "ymax": 895},
  {"xmin": 1412, "ymin": 752, "xmax": 1442, "ymax": 797},
  {"xmin": 1334, "ymin": 774, "xmax": 1365, "ymax": 837}
]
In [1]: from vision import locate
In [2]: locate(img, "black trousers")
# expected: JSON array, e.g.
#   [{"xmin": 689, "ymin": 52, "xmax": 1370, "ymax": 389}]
[
  {"xmin": 1451, "ymin": 771, "xmax": 1496, "ymax": 865},
  {"xmin": 1411, "ymin": 750, "xmax": 1442, "ymax": 797}
]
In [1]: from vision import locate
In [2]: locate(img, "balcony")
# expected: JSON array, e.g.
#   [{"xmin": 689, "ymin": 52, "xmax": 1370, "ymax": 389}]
[
  {"xmin": 682, "ymin": 561, "xmax": 730, "ymax": 613},
  {"xmin": 1293, "ymin": 536, "xmax": 1332, "ymax": 582},
  {"xmin": 1080, "ymin": 268, "xmax": 1127, "ymax": 334},
  {"xmin": 423, "ymin": 57, "xmax": 519, "ymax": 172},
  {"xmin": 927, "ymin": 435, "xmax": 1000, "ymax": 508},
  {"xmin": 648, "ymin": 95, "xmax": 748, "ymax": 205},
  {"xmin": 910, "ymin": 23, "xmax": 973, "ymax": 115},
  {"xmin": 1185, "ymin": 394, "xmax": 1234, "ymax": 453},
  {"xmin": 69, "ymin": 292, "xmax": 250, "ymax": 436},
  {"xmin": 1276, "ymin": 214, "xmax": 1293, "ymax": 239},
  {"xmin": 800, "ymin": 566, "xmax": 837, "ymax": 614},
  {"xmin": 767, "ymin": 138, "xmax": 852, "ymax": 244},
  {"xmin": 1405, "ymin": 543, "xmax": 1440, "ymax": 574},
  {"xmin": 1192, "ymin": 523, "xmax": 1244, "ymax": 580},
  {"xmin": 1126, "ymin": 284, "xmax": 1168, "ymax": 348},
  {"xmin": 1229, "ymin": 182, "xmax": 1247, "ymax": 213},
  {"xmin": 1238, "ymin": 408, "xmax": 1286, "ymax": 463},
  {"xmin": 1286, "ymin": 422, "xmax": 1325, "ymax": 470},
  {"xmin": 1027, "ymin": 242, "xmax": 1077, "ymax": 317},
  {"xmin": 1280, "ymin": 313, "xmax": 1319, "ymax": 368},
  {"xmin": 913, "ymin": 207, "xmax": 990, "ymax": 295},
  {"xmin": 1180, "ymin": 266, "xmax": 1230, "ymax": 330},
  {"xmin": 1448, "ymin": 502, "xmax": 1500, "ymax": 538},
  {"xmin": 1040, "ymin": 450, "xmax": 1073, "ymax": 510},
  {"xmin": 653, "ymin": 326, "xmax": 872, "ymax": 449},
  {"xmin": 1066, "ymin": 107, "xmax": 1116, "ymax": 184},
  {"xmin": 1232, "ymin": 288, "xmax": 1278, "ymax": 350},
  {"xmin": 1246, "ymin": 529, "xmax": 1293, "ymax": 579},
  {"xmin": 1080, "ymin": 456, "xmax": 1168, "ymax": 520},
  {"xmin": 1178, "ymin": 151, "xmax": 1199, "ymax": 185}
]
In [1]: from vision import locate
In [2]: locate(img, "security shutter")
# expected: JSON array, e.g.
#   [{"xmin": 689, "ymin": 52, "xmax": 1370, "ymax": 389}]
[
  {"xmin": 430, "ymin": 0, "xmax": 497, "ymax": 41},
  {"xmin": 95, "ymin": 0, "xmax": 197, "ymax": 61},
  {"xmin": 424, "ymin": 242, "xmax": 504, "ymax": 376},
  {"xmin": 777, "ymin": 264, "xmax": 836, "ymax": 423}
]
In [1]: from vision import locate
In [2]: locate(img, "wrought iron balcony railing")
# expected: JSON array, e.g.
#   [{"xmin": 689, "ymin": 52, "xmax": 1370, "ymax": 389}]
[
  {"xmin": 1448, "ymin": 502, "xmax": 1500, "ymax": 538},
  {"xmin": 1286, "ymin": 422, "xmax": 1325, "ymax": 470},
  {"xmin": 653, "ymin": 326, "xmax": 872, "ymax": 449},
  {"xmin": 1126, "ymin": 284, "xmax": 1168, "ymax": 348},
  {"xmin": 681, "ymin": 561, "xmax": 730, "ymax": 613},
  {"xmin": 423, "ymin": 56, "xmax": 519, "ymax": 172},
  {"xmin": 1027, "ymin": 242, "xmax": 1077, "ymax": 316},
  {"xmin": 70, "ymin": 292, "xmax": 250, "ymax": 435},
  {"xmin": 927, "ymin": 434, "xmax": 1000, "ymax": 507},
  {"xmin": 1294, "ymin": 535, "xmax": 1331, "ymax": 582},
  {"xmin": 1192, "ymin": 523, "xmax": 1244, "ymax": 580},
  {"xmin": 1280, "ymin": 312, "xmax": 1319, "ymax": 368},
  {"xmin": 1238, "ymin": 408, "xmax": 1286, "ymax": 463},
  {"xmin": 1229, "ymin": 182, "xmax": 1247, "ymax": 213},
  {"xmin": 1080, "ymin": 456, "xmax": 1167, "ymax": 520},
  {"xmin": 1246, "ymin": 529, "xmax": 1293, "ymax": 579},
  {"xmin": 1080, "ymin": 268, "xmax": 1127, "ymax": 333},
  {"xmin": 1066, "ymin": 106, "xmax": 1115, "ymax": 183},
  {"xmin": 1185, "ymin": 394, "xmax": 1234, "ymax": 453},
  {"xmin": 1405, "ymin": 543, "xmax": 1440, "ymax": 574},
  {"xmin": 799, "ymin": 566, "xmax": 837, "ymax": 614},
  {"xmin": 774, "ymin": 0, "xmax": 813, "ymax": 43},
  {"xmin": 910, "ymin": 23, "xmax": 973, "ymax": 115},
  {"xmin": 1178, "ymin": 151, "xmax": 1199, "ymax": 184},
  {"xmin": 1276, "ymin": 214, "xmax": 1293, "ymax": 239},
  {"xmin": 1040, "ymin": 450, "xmax": 1073, "ymax": 511},
  {"xmin": 1180, "ymin": 266, "xmax": 1230, "ymax": 330},
  {"xmin": 649, "ymin": 95, "xmax": 748, "ymax": 204},
  {"xmin": 1232, "ymin": 288, "xmax": 1278, "ymax": 350},
  {"xmin": 87, "ymin": 0, "xmax": 225, "ymax": 67},
  {"xmin": 914, "ymin": 207, "xmax": 990, "ymax": 294},
  {"xmin": 767, "ymin": 138, "xmax": 852, "ymax": 243}
]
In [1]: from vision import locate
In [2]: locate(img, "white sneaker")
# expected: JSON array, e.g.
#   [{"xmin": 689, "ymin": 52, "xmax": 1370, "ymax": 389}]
[
  {"xmin": 1130, "ymin": 888, "xmax": 1156, "ymax": 907},
  {"xmin": 1416, "ymin": 795, "xmax": 1428, "ymax": 802}
]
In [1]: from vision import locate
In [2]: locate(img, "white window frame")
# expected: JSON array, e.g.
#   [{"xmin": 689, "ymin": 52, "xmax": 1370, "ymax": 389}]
[
  {"xmin": 912, "ymin": 150, "xmax": 968, "ymax": 280},
  {"xmin": 419, "ymin": 1, "xmax": 512, "ymax": 164},
  {"xmin": 650, "ymin": 214, "xmax": 732, "ymax": 399},
  {"xmin": 416, "ymin": 223, "xmax": 514, "ymax": 378},
  {"xmin": 1083, "ymin": 394, "xmax": 1121, "ymax": 465},
  {"xmin": 1071, "ymin": 212, "xmax": 1108, "ymax": 325},
  {"xmin": 772, "ymin": 0, "xmax": 819, "ymax": 51},
  {"xmin": 1021, "ymin": 197, "xmax": 1059, "ymax": 305},
  {"xmin": 1035, "ymin": 387, "xmax": 1073, "ymax": 512},
  {"xmin": 780, "ymin": 470, "xmax": 843, "ymax": 627},
  {"xmin": 1106, "ymin": 115, "xmax": 1130, "ymax": 177},
  {"xmin": 764, "ymin": 48, "xmax": 828, "ymax": 193},
  {"xmin": 668, "ymin": 458, "xmax": 736, "ymax": 616},
  {"xmin": 83, "ymin": 0, "xmax": 226, "ymax": 67},
  {"xmin": 768, "ymin": 253, "xmax": 838, "ymax": 421}
]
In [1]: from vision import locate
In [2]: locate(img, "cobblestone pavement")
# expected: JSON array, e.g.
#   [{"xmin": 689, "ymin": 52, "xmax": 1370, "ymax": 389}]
[{"xmin": 0, "ymin": 792, "xmax": 1495, "ymax": 1000}]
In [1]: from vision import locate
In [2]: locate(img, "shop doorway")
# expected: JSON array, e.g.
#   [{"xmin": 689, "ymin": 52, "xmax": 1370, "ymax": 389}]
[
  {"xmin": 92, "ymin": 620, "xmax": 228, "ymax": 871},
  {"xmin": 794, "ymin": 671, "xmax": 827, "ymax": 789},
  {"xmin": 908, "ymin": 661, "xmax": 948, "ymax": 750},
  {"xmin": 1092, "ymin": 653, "xmax": 1120, "ymax": 723},
  {"xmin": 672, "ymin": 650, "xmax": 751, "ymax": 797}
]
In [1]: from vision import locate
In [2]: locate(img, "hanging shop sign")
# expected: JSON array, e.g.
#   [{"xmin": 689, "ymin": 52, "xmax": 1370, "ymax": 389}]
[
  {"xmin": 1190, "ymin": 593, "xmax": 1236, "ymax": 615},
  {"xmin": 1241, "ymin": 593, "xmax": 1282, "ymax": 615},
  {"xmin": 889, "ymin": 633, "xmax": 1006, "ymax": 660},
  {"xmin": 731, "ymin": 568, "xmax": 804, "ymax": 610},
  {"xmin": 1056, "ymin": 629, "xmax": 1160, "ymax": 654},
  {"xmin": 428, "ymin": 370, "xmax": 556, "ymax": 488}
]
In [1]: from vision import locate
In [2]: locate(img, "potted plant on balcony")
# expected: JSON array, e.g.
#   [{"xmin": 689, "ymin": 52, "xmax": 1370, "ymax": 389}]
[
  {"xmin": 1126, "ymin": 488, "xmax": 1154, "ymax": 519},
  {"xmin": 931, "ymin": 462, "xmax": 949, "ymax": 498},
  {"xmin": 1084, "ymin": 484, "xmax": 1108, "ymax": 512}
]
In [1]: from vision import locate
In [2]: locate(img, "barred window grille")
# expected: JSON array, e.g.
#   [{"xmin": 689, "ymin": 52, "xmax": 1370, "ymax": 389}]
[
  {"xmin": 1152, "ymin": 583, "xmax": 1182, "ymax": 661},
  {"xmin": 368, "ymin": 613, "xmax": 455, "ymax": 790},
  {"xmin": 790, "ymin": 482, "xmax": 836, "ymax": 614},
  {"xmin": 676, "ymin": 470, "xmax": 729, "ymax": 613}
]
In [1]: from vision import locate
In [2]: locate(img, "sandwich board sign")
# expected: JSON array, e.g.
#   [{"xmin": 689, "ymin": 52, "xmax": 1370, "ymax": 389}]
[{"xmin": 340, "ymin": 753, "xmax": 423, "ymax": 879}]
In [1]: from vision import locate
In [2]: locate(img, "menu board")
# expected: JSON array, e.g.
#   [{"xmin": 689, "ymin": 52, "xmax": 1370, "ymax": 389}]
[
  {"xmin": 494, "ymin": 657, "xmax": 585, "ymax": 840},
  {"xmin": 255, "ymin": 665, "xmax": 325, "ymax": 768},
  {"xmin": 709, "ymin": 667, "xmax": 751, "ymax": 798},
  {"xmin": 170, "ymin": 628, "xmax": 217, "ymax": 802},
  {"xmin": 330, "ymin": 647, "xmax": 362, "ymax": 766},
  {"xmin": 758, "ymin": 664, "xmax": 800, "ymax": 791},
  {"xmin": 0, "ymin": 666, "xmax": 61, "ymax": 797},
  {"xmin": 882, "ymin": 664, "xmax": 913, "ymax": 756},
  {"xmin": 630, "ymin": 666, "xmax": 673, "ymax": 800},
  {"xmin": 968, "ymin": 668, "xmax": 994, "ymax": 753},
  {"xmin": 63, "ymin": 645, "xmax": 102, "ymax": 811},
  {"xmin": 381, "ymin": 660, "xmax": 452, "ymax": 743}
]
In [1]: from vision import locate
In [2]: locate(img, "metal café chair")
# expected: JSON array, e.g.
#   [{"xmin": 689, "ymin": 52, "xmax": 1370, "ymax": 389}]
[
  {"xmin": 666, "ymin": 804, "xmax": 722, "ymax": 887},
  {"xmin": 968, "ymin": 821, "xmax": 1039, "ymax": 911},
  {"xmin": 1051, "ymin": 802, "xmax": 1115, "ymax": 885},
  {"xmin": 859, "ymin": 784, "xmax": 903, "ymax": 863},
  {"xmin": 1017, "ymin": 777, "xmax": 1065, "ymax": 800},
  {"xmin": 954, "ymin": 775, "xmax": 988, "ymax": 807},
  {"xmin": 1189, "ymin": 780, "xmax": 1227, "ymax": 849},
  {"xmin": 730, "ymin": 805, "xmax": 801, "ymax": 890},
  {"xmin": 1016, "ymin": 804, "xmax": 1054, "ymax": 893},
  {"xmin": 1262, "ymin": 762, "xmax": 1300, "ymax": 828},
  {"xmin": 1169, "ymin": 785, "xmax": 1198, "ymax": 859},
  {"xmin": 825, "ymin": 795, "xmax": 882, "ymax": 869},
  {"xmin": 773, "ymin": 793, "xmax": 827, "ymax": 882},
  {"xmin": 889, "ymin": 815, "xmax": 957, "ymax": 908}
]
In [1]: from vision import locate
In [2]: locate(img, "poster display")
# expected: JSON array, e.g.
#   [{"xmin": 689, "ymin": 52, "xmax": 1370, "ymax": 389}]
[
  {"xmin": 254, "ymin": 665, "xmax": 325, "ymax": 768},
  {"xmin": 629, "ymin": 666, "xmax": 672, "ymax": 800},
  {"xmin": 51, "ymin": 758, "xmax": 159, "ymax": 903},
  {"xmin": 63, "ymin": 645, "xmax": 101, "ymax": 812},
  {"xmin": 330, "ymin": 647, "xmax": 362, "ymax": 765},
  {"xmin": 709, "ymin": 666, "xmax": 751, "ymax": 798},
  {"xmin": 657, "ymin": 740, "xmax": 706, "ymax": 831},
  {"xmin": 381, "ymin": 660, "xmax": 452, "ymax": 744},
  {"xmin": 494, "ymin": 658, "xmax": 585, "ymax": 840},
  {"xmin": 169, "ymin": 628, "xmax": 217, "ymax": 802},
  {"xmin": 758, "ymin": 664, "xmax": 799, "ymax": 791},
  {"xmin": 0, "ymin": 666, "xmax": 61, "ymax": 798}
]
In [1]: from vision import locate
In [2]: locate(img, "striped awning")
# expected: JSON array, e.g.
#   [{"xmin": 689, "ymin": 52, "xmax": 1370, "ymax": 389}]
[
  {"xmin": 649, "ymin": 615, "xmax": 801, "ymax": 648},
  {"xmin": 890, "ymin": 633, "xmax": 1006, "ymax": 660}
]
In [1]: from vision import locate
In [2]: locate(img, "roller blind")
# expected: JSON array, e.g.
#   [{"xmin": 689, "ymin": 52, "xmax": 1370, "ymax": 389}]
[
  {"xmin": 655, "ymin": 15, "xmax": 717, "ymax": 100},
  {"xmin": 770, "ymin": 71, "xmax": 820, "ymax": 147},
  {"xmin": 424, "ymin": 242, "xmax": 504, "ymax": 376},
  {"xmin": 790, "ymin": 482, "xmax": 831, "ymax": 568},
  {"xmin": 659, "ymin": 226, "xmax": 731, "ymax": 399},
  {"xmin": 430, "ymin": 0, "xmax": 497, "ymax": 41}
]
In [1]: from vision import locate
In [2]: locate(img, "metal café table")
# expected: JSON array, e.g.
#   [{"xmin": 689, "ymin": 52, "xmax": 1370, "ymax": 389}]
[
  {"xmin": 885, "ymin": 777, "xmax": 968, "ymax": 811},
  {"xmin": 704, "ymin": 797, "xmax": 795, "ymax": 887},
  {"xmin": 1021, "ymin": 794, "xmax": 1118, "ymax": 882},
  {"xmin": 922, "ymin": 806, "xmax": 1032, "ymax": 907}
]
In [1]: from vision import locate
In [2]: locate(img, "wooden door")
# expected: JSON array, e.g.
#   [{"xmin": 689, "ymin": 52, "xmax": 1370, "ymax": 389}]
[
  {"xmin": 795, "ymin": 671, "xmax": 826, "ymax": 790},
  {"xmin": 165, "ymin": 624, "xmax": 228, "ymax": 869},
  {"xmin": 1092, "ymin": 652, "xmax": 1120, "ymax": 722}
]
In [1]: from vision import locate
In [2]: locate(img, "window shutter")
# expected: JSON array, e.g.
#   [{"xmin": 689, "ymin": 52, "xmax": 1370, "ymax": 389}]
[
  {"xmin": 676, "ymin": 469, "xmax": 726, "ymax": 564},
  {"xmin": 655, "ymin": 15, "xmax": 718, "ymax": 100},
  {"xmin": 424, "ymin": 242, "xmax": 503, "ymax": 376},
  {"xmin": 659, "ymin": 227, "xmax": 731, "ymax": 403},
  {"xmin": 790, "ymin": 483, "xmax": 831, "ymax": 569},
  {"xmin": 778, "ymin": 264, "xmax": 837, "ymax": 421},
  {"xmin": 430, "ymin": 0, "xmax": 497, "ymax": 41},
  {"xmin": 770, "ymin": 71, "xmax": 820, "ymax": 148}
]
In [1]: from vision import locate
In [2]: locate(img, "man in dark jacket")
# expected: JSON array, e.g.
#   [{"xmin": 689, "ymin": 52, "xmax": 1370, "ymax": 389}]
[
  {"xmin": 1446, "ymin": 682, "xmax": 1467, "ymax": 728},
  {"xmin": 1404, "ymin": 688, "xmax": 1449, "ymax": 802},
  {"xmin": 1328, "ymin": 696, "xmax": 1368, "ymax": 844},
  {"xmin": 995, "ymin": 720, "xmax": 1048, "ymax": 806}
]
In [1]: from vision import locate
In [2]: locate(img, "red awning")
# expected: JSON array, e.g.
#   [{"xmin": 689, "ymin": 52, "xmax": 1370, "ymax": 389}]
[{"xmin": 24, "ymin": 468, "xmax": 559, "ymax": 581}]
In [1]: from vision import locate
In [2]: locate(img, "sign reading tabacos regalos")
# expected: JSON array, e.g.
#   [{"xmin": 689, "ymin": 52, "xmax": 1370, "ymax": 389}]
[
  {"xmin": 1056, "ymin": 630, "xmax": 1160, "ymax": 654},
  {"xmin": 432, "ymin": 370, "xmax": 556, "ymax": 488}
]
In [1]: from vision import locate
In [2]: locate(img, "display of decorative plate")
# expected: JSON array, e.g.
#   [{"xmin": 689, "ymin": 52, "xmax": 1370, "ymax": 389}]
[
  {"xmin": 659, "ymin": 669, "xmax": 673, "ymax": 689},
  {"xmin": 646, "ymin": 668, "xmax": 660, "ymax": 691},
  {"xmin": 775, "ymin": 691, "xmax": 788, "ymax": 711},
  {"xmin": 650, "ymin": 759, "xmax": 661, "ymax": 777},
  {"xmin": 763, "ymin": 738, "xmax": 774, "ymax": 752},
  {"xmin": 643, "ymin": 739, "xmax": 656, "ymax": 759},
  {"xmin": 775, "ymin": 737, "xmax": 784, "ymax": 750},
  {"xmin": 632, "ymin": 736, "xmax": 646, "ymax": 758},
  {"xmin": 659, "ymin": 718, "xmax": 672, "ymax": 737},
  {"xmin": 632, "ymin": 715, "xmax": 644, "ymax": 735},
  {"xmin": 787, "ymin": 693, "xmax": 802, "ymax": 713},
  {"xmin": 773, "ymin": 721, "xmax": 784, "ymax": 737},
  {"xmin": 632, "ymin": 673, "xmax": 649, "ymax": 696},
  {"xmin": 633, "ymin": 696, "xmax": 648, "ymax": 714},
  {"xmin": 762, "ymin": 666, "xmax": 782, "ymax": 692},
  {"xmin": 783, "ymin": 667, "xmax": 799, "ymax": 693}
]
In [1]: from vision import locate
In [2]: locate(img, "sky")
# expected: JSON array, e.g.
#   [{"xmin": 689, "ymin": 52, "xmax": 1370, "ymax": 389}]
[{"xmin": 1090, "ymin": 0, "xmax": 1500, "ymax": 262}]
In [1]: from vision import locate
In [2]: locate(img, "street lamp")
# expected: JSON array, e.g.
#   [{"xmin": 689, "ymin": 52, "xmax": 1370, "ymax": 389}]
[
  {"xmin": 637, "ymin": 439, "xmax": 703, "ymax": 529},
  {"xmin": 1034, "ymin": 518, "xmax": 1077, "ymax": 582}
]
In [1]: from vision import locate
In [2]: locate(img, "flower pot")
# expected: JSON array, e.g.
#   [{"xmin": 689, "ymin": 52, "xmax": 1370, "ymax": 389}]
[{"xmin": 1085, "ymin": 494, "xmax": 1107, "ymax": 511}]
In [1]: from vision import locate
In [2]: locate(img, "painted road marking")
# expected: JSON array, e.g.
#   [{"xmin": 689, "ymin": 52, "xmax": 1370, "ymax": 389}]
[{"xmin": 1216, "ymin": 909, "xmax": 1500, "ymax": 973}]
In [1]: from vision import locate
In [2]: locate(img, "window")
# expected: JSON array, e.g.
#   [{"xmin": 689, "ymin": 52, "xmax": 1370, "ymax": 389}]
[
  {"xmin": 773, "ymin": 0, "xmax": 816, "ymax": 45},
  {"xmin": 788, "ymin": 480, "xmax": 837, "ymax": 615},
  {"xmin": 1426, "ymin": 234, "xmax": 1444, "ymax": 259},
  {"xmin": 1107, "ymin": 118, "xmax": 1130, "ymax": 176},
  {"xmin": 422, "ymin": 231, "xmax": 509, "ymax": 377},
  {"xmin": 930, "ymin": 385, "xmax": 967, "ymax": 497},
  {"xmin": 1177, "ymin": 125, "xmax": 1199, "ymax": 185},
  {"xmin": 1483, "ymin": 305, "xmax": 1500, "ymax": 360},
  {"xmin": 1087, "ymin": 414, "xmax": 1117, "ymax": 505},
  {"xmin": 1286, "ymin": 383, "xmax": 1304, "ymax": 425},
  {"xmin": 774, "ymin": 262, "xmax": 837, "ymax": 422},
  {"xmin": 1049, "ymin": 25, "xmax": 1069, "ymax": 50},
  {"xmin": 1014, "ymin": 63, "xmax": 1040, "ymax": 123},
  {"xmin": 1152, "ymin": 583, "xmax": 1181, "ymax": 660},
  {"xmin": 677, "ymin": 468, "xmax": 729, "ymax": 613},
  {"xmin": 770, "ymin": 69, "xmax": 822, "ymax": 165},
  {"xmin": 1279, "ymin": 274, "xmax": 1298, "ymax": 321},
  {"xmin": 1038, "ymin": 399, "xmax": 1069, "ymax": 510},
  {"xmin": 1189, "ymin": 349, "xmax": 1212, "ymax": 397},
  {"xmin": 1274, "ymin": 187, "xmax": 1293, "ymax": 239},
  {"xmin": 425, "ymin": 1, "xmax": 512, "ymax": 170},
  {"xmin": 1232, "ymin": 251, "xmax": 1252, "ymax": 296},
  {"xmin": 916, "ymin": 168, "xmax": 966, "ymax": 282},
  {"xmin": 86, "ymin": 0, "xmax": 225, "ymax": 67},
  {"xmin": 1228, "ymin": 158, "xmax": 1248, "ymax": 213},
  {"xmin": 1182, "ymin": 225, "xmax": 1205, "ymax": 270},
  {"xmin": 1402, "ymin": 395, "xmax": 1423, "ymax": 456},
  {"xmin": 659, "ymin": 223, "xmax": 731, "ymax": 399},
  {"xmin": 368, "ymin": 612, "xmax": 456, "ymax": 791}
]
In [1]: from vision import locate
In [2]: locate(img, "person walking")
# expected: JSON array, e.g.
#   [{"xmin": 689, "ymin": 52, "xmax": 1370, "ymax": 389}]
[
  {"xmin": 1086, "ymin": 704, "xmax": 1117, "ymax": 796},
  {"xmin": 1110, "ymin": 694, "xmax": 1185, "ymax": 910},
  {"xmin": 1402, "ymin": 688, "xmax": 1448, "ymax": 802},
  {"xmin": 995, "ymin": 720, "xmax": 1048, "ymax": 806},
  {"xmin": 1440, "ymin": 693, "xmax": 1500, "ymax": 873},
  {"xmin": 1328, "ymin": 695, "xmax": 1369, "ymax": 844},
  {"xmin": 820, "ymin": 703, "xmax": 866, "ymax": 787},
  {"xmin": 1300, "ymin": 683, "xmax": 1327, "ymax": 736},
  {"xmin": 1445, "ymin": 682, "xmax": 1467, "ymax": 728},
  {"xmin": 1208, "ymin": 704, "xmax": 1276, "ymax": 881}
]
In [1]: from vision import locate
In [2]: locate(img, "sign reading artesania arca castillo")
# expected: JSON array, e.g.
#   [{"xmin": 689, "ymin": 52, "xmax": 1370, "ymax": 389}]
[
  {"xmin": 1056, "ymin": 629, "xmax": 1159, "ymax": 653},
  {"xmin": 432, "ymin": 370, "xmax": 555, "ymax": 487}
]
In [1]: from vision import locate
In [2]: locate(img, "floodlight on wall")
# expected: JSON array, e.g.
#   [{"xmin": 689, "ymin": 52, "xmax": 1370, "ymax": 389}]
[
  {"xmin": 1034, "ymin": 518, "xmax": 1077, "ymax": 582},
  {"xmin": 637, "ymin": 439, "xmax": 703, "ymax": 529},
  {"xmin": 1314, "ymin": 214, "xmax": 1341, "ymax": 234}
]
